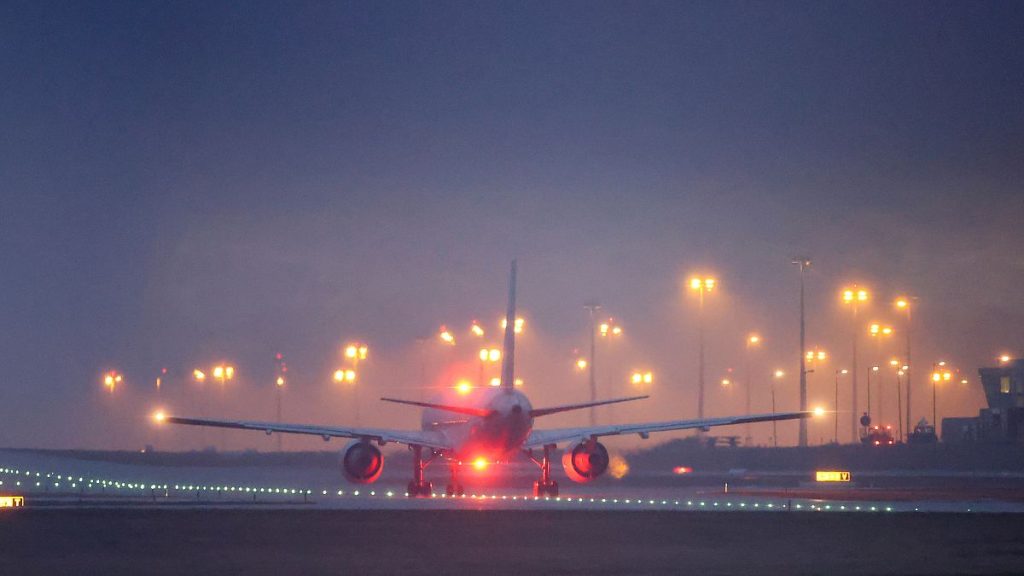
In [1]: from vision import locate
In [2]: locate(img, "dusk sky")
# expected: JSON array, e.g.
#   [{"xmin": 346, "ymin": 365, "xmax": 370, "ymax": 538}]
[{"xmin": 2, "ymin": 1, "xmax": 1023, "ymax": 450}]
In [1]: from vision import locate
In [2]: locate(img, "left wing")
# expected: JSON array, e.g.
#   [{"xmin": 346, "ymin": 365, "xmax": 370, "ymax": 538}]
[
  {"xmin": 162, "ymin": 416, "xmax": 452, "ymax": 451},
  {"xmin": 524, "ymin": 411, "xmax": 811, "ymax": 449}
]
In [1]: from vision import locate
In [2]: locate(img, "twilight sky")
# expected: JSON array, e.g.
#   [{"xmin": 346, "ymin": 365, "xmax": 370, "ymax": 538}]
[{"xmin": 2, "ymin": 1, "xmax": 1023, "ymax": 450}]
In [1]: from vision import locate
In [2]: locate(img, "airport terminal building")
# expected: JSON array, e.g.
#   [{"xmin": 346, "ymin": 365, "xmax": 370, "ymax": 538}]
[{"xmin": 943, "ymin": 359, "xmax": 1024, "ymax": 443}]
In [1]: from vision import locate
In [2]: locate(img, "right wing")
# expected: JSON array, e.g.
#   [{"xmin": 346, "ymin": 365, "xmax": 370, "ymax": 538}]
[
  {"xmin": 162, "ymin": 415, "xmax": 451, "ymax": 451},
  {"xmin": 524, "ymin": 411, "xmax": 812, "ymax": 449}
]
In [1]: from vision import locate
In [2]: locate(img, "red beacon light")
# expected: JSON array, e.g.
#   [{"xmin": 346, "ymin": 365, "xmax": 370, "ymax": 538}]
[{"xmin": 672, "ymin": 466, "xmax": 693, "ymax": 475}]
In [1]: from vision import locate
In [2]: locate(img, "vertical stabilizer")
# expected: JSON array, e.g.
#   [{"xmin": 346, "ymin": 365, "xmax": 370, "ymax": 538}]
[{"xmin": 500, "ymin": 260, "xmax": 517, "ymax": 392}]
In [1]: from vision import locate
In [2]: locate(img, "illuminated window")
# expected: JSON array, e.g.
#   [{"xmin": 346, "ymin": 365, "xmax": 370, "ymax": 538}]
[{"xmin": 1000, "ymin": 376, "xmax": 1011, "ymax": 394}]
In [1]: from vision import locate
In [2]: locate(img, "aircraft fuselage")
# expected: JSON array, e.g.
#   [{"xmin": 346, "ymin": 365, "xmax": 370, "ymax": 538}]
[{"xmin": 421, "ymin": 387, "xmax": 533, "ymax": 460}]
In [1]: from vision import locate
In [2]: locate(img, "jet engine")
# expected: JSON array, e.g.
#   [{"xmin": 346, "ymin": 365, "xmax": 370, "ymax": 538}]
[
  {"xmin": 341, "ymin": 440, "xmax": 384, "ymax": 484},
  {"xmin": 561, "ymin": 440, "xmax": 609, "ymax": 483}
]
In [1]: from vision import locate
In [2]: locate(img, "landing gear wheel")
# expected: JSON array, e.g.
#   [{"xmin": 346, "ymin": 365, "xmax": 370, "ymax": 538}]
[
  {"xmin": 533, "ymin": 480, "xmax": 558, "ymax": 497},
  {"xmin": 407, "ymin": 481, "xmax": 432, "ymax": 498}
]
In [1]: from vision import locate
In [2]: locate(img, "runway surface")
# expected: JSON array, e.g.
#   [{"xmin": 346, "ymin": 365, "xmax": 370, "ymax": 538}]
[{"xmin": 3, "ymin": 508, "xmax": 1024, "ymax": 575}]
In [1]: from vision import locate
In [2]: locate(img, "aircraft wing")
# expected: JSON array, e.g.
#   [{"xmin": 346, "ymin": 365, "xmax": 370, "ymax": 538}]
[
  {"xmin": 523, "ymin": 411, "xmax": 812, "ymax": 449},
  {"xmin": 162, "ymin": 415, "xmax": 452, "ymax": 451}
]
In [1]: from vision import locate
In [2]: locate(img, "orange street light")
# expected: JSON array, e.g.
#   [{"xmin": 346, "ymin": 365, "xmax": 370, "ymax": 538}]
[
  {"xmin": 333, "ymin": 369, "xmax": 357, "ymax": 383},
  {"xmin": 438, "ymin": 326, "xmax": 456, "ymax": 345},
  {"xmin": 193, "ymin": 369, "xmax": 206, "ymax": 383},
  {"xmin": 345, "ymin": 343, "xmax": 369, "ymax": 361},
  {"xmin": 103, "ymin": 371, "xmax": 123, "ymax": 392},
  {"xmin": 470, "ymin": 322, "xmax": 485, "ymax": 338},
  {"xmin": 501, "ymin": 317, "xmax": 525, "ymax": 334},
  {"xmin": 630, "ymin": 371, "xmax": 653, "ymax": 386},
  {"xmin": 575, "ymin": 358, "xmax": 588, "ymax": 371}
]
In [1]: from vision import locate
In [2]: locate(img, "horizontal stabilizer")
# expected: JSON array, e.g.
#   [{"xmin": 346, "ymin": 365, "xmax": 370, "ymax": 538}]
[
  {"xmin": 530, "ymin": 395, "xmax": 649, "ymax": 418},
  {"xmin": 380, "ymin": 397, "xmax": 494, "ymax": 418}
]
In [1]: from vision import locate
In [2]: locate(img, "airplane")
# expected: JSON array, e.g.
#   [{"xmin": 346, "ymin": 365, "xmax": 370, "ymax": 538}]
[{"xmin": 156, "ymin": 261, "xmax": 812, "ymax": 497}]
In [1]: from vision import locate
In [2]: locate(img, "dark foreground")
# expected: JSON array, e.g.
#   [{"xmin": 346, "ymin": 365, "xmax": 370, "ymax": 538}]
[{"xmin": 2, "ymin": 509, "xmax": 1024, "ymax": 575}]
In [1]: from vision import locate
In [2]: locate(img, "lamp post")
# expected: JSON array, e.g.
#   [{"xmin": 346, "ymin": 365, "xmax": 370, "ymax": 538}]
[
  {"xmin": 211, "ymin": 363, "xmax": 234, "ymax": 450},
  {"xmin": 478, "ymin": 347, "xmax": 501, "ymax": 386},
  {"xmin": 745, "ymin": 333, "xmax": 761, "ymax": 446},
  {"xmin": 834, "ymin": 369, "xmax": 848, "ymax": 444},
  {"xmin": 868, "ymin": 323, "xmax": 893, "ymax": 423},
  {"xmin": 584, "ymin": 303, "xmax": 601, "ymax": 426},
  {"xmin": 771, "ymin": 369, "xmax": 784, "ymax": 447},
  {"xmin": 587, "ymin": 314, "xmax": 623, "ymax": 425},
  {"xmin": 804, "ymin": 347, "xmax": 827, "ymax": 445},
  {"xmin": 895, "ymin": 366, "xmax": 905, "ymax": 442},
  {"xmin": 333, "ymin": 368, "xmax": 358, "ymax": 423},
  {"xmin": 866, "ymin": 365, "xmax": 879, "ymax": 434},
  {"xmin": 895, "ymin": 297, "xmax": 914, "ymax": 442},
  {"xmin": 274, "ymin": 353, "xmax": 287, "ymax": 451},
  {"xmin": 931, "ymin": 365, "xmax": 952, "ymax": 437},
  {"xmin": 792, "ymin": 257, "xmax": 811, "ymax": 446},
  {"xmin": 841, "ymin": 286, "xmax": 869, "ymax": 443},
  {"xmin": 343, "ymin": 343, "xmax": 368, "ymax": 426},
  {"xmin": 689, "ymin": 276, "xmax": 717, "ymax": 423}
]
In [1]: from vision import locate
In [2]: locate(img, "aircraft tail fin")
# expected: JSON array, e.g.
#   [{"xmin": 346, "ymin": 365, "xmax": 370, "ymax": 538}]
[{"xmin": 499, "ymin": 260, "xmax": 517, "ymax": 392}]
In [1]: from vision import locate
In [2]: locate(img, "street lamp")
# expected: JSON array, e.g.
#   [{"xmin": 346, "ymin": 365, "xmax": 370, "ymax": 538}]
[
  {"xmin": 478, "ymin": 347, "xmax": 501, "ymax": 385},
  {"xmin": 103, "ymin": 371, "xmax": 123, "ymax": 393},
  {"xmin": 834, "ymin": 369, "xmax": 848, "ymax": 444},
  {"xmin": 931, "ymin": 365, "xmax": 953, "ymax": 436},
  {"xmin": 587, "ymin": 306, "xmax": 623, "ymax": 426},
  {"xmin": 895, "ymin": 297, "xmax": 915, "ymax": 441},
  {"xmin": 841, "ymin": 286, "xmax": 869, "ymax": 443},
  {"xmin": 792, "ymin": 257, "xmax": 812, "ymax": 447},
  {"xmin": 438, "ymin": 326, "xmax": 456, "ymax": 345},
  {"xmin": 212, "ymin": 364, "xmax": 235, "ymax": 386},
  {"xmin": 274, "ymin": 353, "xmax": 287, "ymax": 451},
  {"xmin": 744, "ymin": 333, "xmax": 761, "ymax": 446},
  {"xmin": 866, "ymin": 365, "xmax": 880, "ymax": 432},
  {"xmin": 771, "ymin": 369, "xmax": 785, "ymax": 447},
  {"xmin": 689, "ymin": 276, "xmax": 717, "ymax": 423},
  {"xmin": 630, "ymin": 371, "xmax": 653, "ymax": 387},
  {"xmin": 500, "ymin": 316, "xmax": 525, "ymax": 334},
  {"xmin": 868, "ymin": 324, "xmax": 893, "ymax": 425},
  {"xmin": 804, "ymin": 348, "xmax": 827, "ymax": 445},
  {"xmin": 470, "ymin": 321, "xmax": 485, "ymax": 338}
]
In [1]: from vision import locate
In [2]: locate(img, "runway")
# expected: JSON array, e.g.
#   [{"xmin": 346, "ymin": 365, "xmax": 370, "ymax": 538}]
[{"xmin": 3, "ymin": 449, "xmax": 1024, "ymax": 514}]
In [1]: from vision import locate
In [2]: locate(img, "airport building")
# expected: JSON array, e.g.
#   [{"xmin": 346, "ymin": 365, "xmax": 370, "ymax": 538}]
[{"xmin": 943, "ymin": 359, "xmax": 1024, "ymax": 444}]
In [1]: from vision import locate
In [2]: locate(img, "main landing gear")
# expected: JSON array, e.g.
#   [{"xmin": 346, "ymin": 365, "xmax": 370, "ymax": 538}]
[
  {"xmin": 528, "ymin": 444, "xmax": 559, "ymax": 497},
  {"xmin": 407, "ymin": 445, "xmax": 434, "ymax": 497},
  {"xmin": 445, "ymin": 462, "xmax": 465, "ymax": 497}
]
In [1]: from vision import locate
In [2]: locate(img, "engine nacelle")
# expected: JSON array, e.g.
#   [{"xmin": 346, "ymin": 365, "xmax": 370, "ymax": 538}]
[
  {"xmin": 341, "ymin": 440, "xmax": 384, "ymax": 484},
  {"xmin": 561, "ymin": 440, "xmax": 609, "ymax": 483}
]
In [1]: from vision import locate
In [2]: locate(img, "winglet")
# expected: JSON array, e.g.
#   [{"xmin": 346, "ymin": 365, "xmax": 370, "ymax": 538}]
[{"xmin": 499, "ymin": 260, "xmax": 517, "ymax": 392}]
